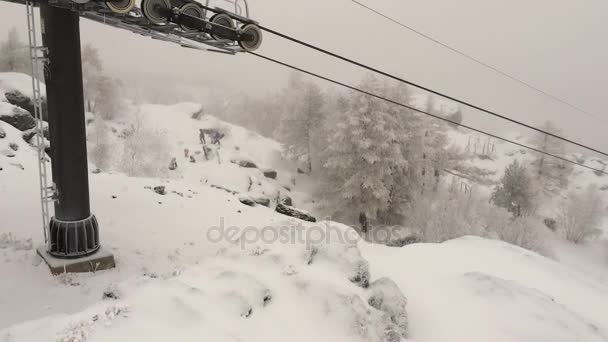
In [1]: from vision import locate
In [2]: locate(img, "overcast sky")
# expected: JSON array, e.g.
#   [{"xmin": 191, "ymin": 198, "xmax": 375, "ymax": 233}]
[{"xmin": 0, "ymin": 0, "xmax": 606, "ymax": 154}]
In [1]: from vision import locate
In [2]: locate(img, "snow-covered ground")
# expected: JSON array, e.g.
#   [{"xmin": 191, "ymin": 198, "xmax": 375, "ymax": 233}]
[{"xmin": 2, "ymin": 71, "xmax": 608, "ymax": 341}]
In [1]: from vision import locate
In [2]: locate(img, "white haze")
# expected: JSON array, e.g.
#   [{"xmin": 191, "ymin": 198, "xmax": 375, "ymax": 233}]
[{"xmin": 0, "ymin": 0, "xmax": 606, "ymax": 153}]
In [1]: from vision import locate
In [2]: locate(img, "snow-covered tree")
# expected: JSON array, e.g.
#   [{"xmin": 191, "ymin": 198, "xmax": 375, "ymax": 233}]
[
  {"xmin": 446, "ymin": 108, "xmax": 463, "ymax": 129},
  {"xmin": 80, "ymin": 44, "xmax": 122, "ymax": 119},
  {"xmin": 530, "ymin": 121, "xmax": 572, "ymax": 193},
  {"xmin": 321, "ymin": 75, "xmax": 410, "ymax": 232},
  {"xmin": 0, "ymin": 27, "xmax": 30, "ymax": 74},
  {"xmin": 82, "ymin": 44, "xmax": 103, "ymax": 112},
  {"xmin": 93, "ymin": 75, "xmax": 122, "ymax": 120},
  {"xmin": 275, "ymin": 73, "xmax": 325, "ymax": 172},
  {"xmin": 120, "ymin": 109, "xmax": 170, "ymax": 177},
  {"xmin": 491, "ymin": 159, "xmax": 536, "ymax": 217},
  {"xmin": 558, "ymin": 184, "xmax": 605, "ymax": 244}
]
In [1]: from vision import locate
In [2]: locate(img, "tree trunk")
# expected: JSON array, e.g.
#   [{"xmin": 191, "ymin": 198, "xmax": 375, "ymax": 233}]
[{"xmin": 359, "ymin": 212, "xmax": 369, "ymax": 233}]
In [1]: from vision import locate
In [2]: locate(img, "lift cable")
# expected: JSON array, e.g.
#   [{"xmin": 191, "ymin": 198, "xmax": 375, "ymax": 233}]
[
  {"xmin": 256, "ymin": 25, "xmax": 608, "ymax": 159},
  {"xmin": 249, "ymin": 51, "xmax": 608, "ymax": 176},
  {"xmin": 350, "ymin": 0, "xmax": 604, "ymax": 124}
]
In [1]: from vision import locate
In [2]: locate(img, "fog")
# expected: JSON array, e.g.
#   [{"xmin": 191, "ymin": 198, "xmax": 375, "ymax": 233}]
[{"xmin": 0, "ymin": 0, "xmax": 606, "ymax": 152}]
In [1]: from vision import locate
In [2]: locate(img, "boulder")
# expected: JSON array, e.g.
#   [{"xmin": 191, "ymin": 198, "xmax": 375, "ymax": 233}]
[
  {"xmin": 231, "ymin": 158, "xmax": 257, "ymax": 169},
  {"xmin": 367, "ymin": 277, "xmax": 408, "ymax": 339},
  {"xmin": 4, "ymin": 90, "xmax": 48, "ymax": 122},
  {"xmin": 21, "ymin": 129, "xmax": 36, "ymax": 143},
  {"xmin": 239, "ymin": 196, "xmax": 256, "ymax": 207},
  {"xmin": 385, "ymin": 235, "xmax": 421, "ymax": 247},
  {"xmin": 543, "ymin": 218, "xmax": 557, "ymax": 232},
  {"xmin": 168, "ymin": 157, "xmax": 178, "ymax": 170},
  {"xmin": 153, "ymin": 186, "xmax": 166, "ymax": 195},
  {"xmin": 275, "ymin": 203, "xmax": 316, "ymax": 222},
  {"xmin": 280, "ymin": 196, "xmax": 293, "ymax": 206},
  {"xmin": 0, "ymin": 105, "xmax": 36, "ymax": 131},
  {"xmin": 262, "ymin": 169, "xmax": 277, "ymax": 180}
]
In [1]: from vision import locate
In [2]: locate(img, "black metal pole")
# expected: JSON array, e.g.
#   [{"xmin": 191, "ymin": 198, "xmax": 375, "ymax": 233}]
[{"xmin": 41, "ymin": 1, "xmax": 100, "ymax": 258}]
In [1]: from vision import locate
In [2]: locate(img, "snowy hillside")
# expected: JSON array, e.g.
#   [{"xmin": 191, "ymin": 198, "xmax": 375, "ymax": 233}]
[{"xmin": 2, "ymin": 71, "xmax": 608, "ymax": 341}]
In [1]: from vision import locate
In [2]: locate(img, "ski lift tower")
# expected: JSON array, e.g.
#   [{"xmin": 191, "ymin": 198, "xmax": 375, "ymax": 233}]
[
  {"xmin": 6, "ymin": 0, "xmax": 263, "ymax": 274},
  {"xmin": 35, "ymin": 0, "xmax": 115, "ymax": 274}
]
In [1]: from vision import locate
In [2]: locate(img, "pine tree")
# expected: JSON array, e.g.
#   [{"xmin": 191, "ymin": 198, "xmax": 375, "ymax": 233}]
[
  {"xmin": 530, "ymin": 121, "xmax": 572, "ymax": 193},
  {"xmin": 491, "ymin": 160, "xmax": 536, "ymax": 217},
  {"xmin": 275, "ymin": 73, "xmax": 325, "ymax": 172},
  {"xmin": 321, "ymin": 75, "xmax": 408, "ymax": 232},
  {"xmin": 82, "ymin": 44, "xmax": 103, "ymax": 112},
  {"xmin": 558, "ymin": 184, "xmax": 605, "ymax": 244},
  {"xmin": 0, "ymin": 27, "xmax": 30, "ymax": 74}
]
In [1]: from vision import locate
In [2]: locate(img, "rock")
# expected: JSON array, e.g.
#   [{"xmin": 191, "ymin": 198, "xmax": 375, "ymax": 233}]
[
  {"xmin": 168, "ymin": 157, "xmax": 178, "ymax": 170},
  {"xmin": 153, "ymin": 186, "xmax": 166, "ymax": 195},
  {"xmin": 297, "ymin": 167, "xmax": 308, "ymax": 174},
  {"xmin": 10, "ymin": 163, "xmax": 24, "ymax": 170},
  {"xmin": 543, "ymin": 218, "xmax": 557, "ymax": 232},
  {"xmin": 0, "ymin": 105, "xmax": 36, "ymax": 131},
  {"xmin": 8, "ymin": 143, "xmax": 18, "ymax": 151},
  {"xmin": 21, "ymin": 129, "xmax": 36, "ymax": 143},
  {"xmin": 367, "ymin": 277, "xmax": 408, "ymax": 339},
  {"xmin": 253, "ymin": 197, "xmax": 271, "ymax": 207},
  {"xmin": 280, "ymin": 196, "xmax": 293, "ymax": 206},
  {"xmin": 1, "ymin": 149, "xmax": 16, "ymax": 158},
  {"xmin": 239, "ymin": 196, "xmax": 256, "ymax": 207},
  {"xmin": 0, "ymin": 126, "xmax": 5, "ymax": 139},
  {"xmin": 275, "ymin": 203, "xmax": 316, "ymax": 222},
  {"xmin": 385, "ymin": 235, "xmax": 421, "ymax": 247},
  {"xmin": 231, "ymin": 158, "xmax": 257, "ymax": 169},
  {"xmin": 349, "ymin": 260, "xmax": 371, "ymax": 288},
  {"xmin": 91, "ymin": 168, "xmax": 102, "ymax": 174},
  {"xmin": 189, "ymin": 155, "xmax": 196, "ymax": 163},
  {"xmin": 102, "ymin": 284, "xmax": 121, "ymax": 300},
  {"xmin": 262, "ymin": 169, "xmax": 277, "ymax": 179},
  {"xmin": 4, "ymin": 90, "xmax": 48, "ymax": 121}
]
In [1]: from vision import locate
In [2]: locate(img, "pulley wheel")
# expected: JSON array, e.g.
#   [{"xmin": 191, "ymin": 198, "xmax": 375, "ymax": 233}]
[
  {"xmin": 238, "ymin": 24, "xmax": 263, "ymax": 52},
  {"xmin": 106, "ymin": 0, "xmax": 135, "ymax": 14},
  {"xmin": 141, "ymin": 0, "xmax": 171, "ymax": 24},
  {"xmin": 179, "ymin": 3, "xmax": 206, "ymax": 32},
  {"xmin": 210, "ymin": 13, "xmax": 235, "ymax": 42}
]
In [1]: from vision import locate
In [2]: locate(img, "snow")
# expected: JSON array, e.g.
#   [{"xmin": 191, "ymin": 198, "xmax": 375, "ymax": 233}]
[
  {"xmin": 3, "ymin": 72, "xmax": 608, "ymax": 341},
  {"xmin": 0, "ymin": 72, "xmax": 45, "ymax": 102},
  {"xmin": 360, "ymin": 236, "xmax": 608, "ymax": 342}
]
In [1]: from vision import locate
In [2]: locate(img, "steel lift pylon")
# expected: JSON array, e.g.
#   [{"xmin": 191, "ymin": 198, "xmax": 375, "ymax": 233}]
[{"xmin": 11, "ymin": 0, "xmax": 263, "ymax": 274}]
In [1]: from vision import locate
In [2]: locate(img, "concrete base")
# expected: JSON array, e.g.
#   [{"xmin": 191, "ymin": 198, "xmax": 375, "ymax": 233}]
[{"xmin": 37, "ymin": 246, "xmax": 115, "ymax": 275}]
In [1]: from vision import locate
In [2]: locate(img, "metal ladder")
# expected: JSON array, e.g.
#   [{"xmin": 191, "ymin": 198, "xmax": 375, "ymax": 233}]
[{"xmin": 26, "ymin": 1, "xmax": 54, "ymax": 245}]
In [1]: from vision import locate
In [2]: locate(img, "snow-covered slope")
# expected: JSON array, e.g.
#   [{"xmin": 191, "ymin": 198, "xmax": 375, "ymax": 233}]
[
  {"xmin": 2, "ymin": 70, "xmax": 608, "ymax": 341},
  {"xmin": 0, "ymin": 118, "xmax": 405, "ymax": 341},
  {"xmin": 362, "ymin": 236, "xmax": 608, "ymax": 342}
]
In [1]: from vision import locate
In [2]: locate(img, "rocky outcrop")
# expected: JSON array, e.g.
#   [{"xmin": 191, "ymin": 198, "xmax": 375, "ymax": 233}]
[
  {"xmin": 368, "ymin": 277, "xmax": 409, "ymax": 339},
  {"xmin": 231, "ymin": 158, "xmax": 257, "ymax": 169},
  {"xmin": 4, "ymin": 90, "xmax": 48, "ymax": 121},
  {"xmin": 153, "ymin": 186, "xmax": 166, "ymax": 195},
  {"xmin": 262, "ymin": 169, "xmax": 277, "ymax": 179},
  {"xmin": 275, "ymin": 203, "xmax": 316, "ymax": 222},
  {"xmin": 0, "ymin": 105, "xmax": 36, "ymax": 131}
]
